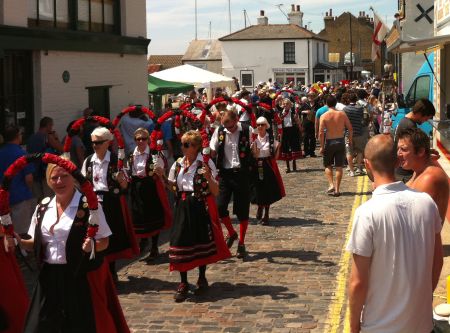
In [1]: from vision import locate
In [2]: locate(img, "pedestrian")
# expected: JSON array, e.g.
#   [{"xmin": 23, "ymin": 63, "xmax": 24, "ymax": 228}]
[
  {"xmin": 27, "ymin": 117, "xmax": 64, "ymax": 200},
  {"xmin": 19, "ymin": 162, "xmax": 123, "ymax": 332},
  {"xmin": 278, "ymin": 98, "xmax": 302, "ymax": 172},
  {"xmin": 210, "ymin": 109, "xmax": 252, "ymax": 258},
  {"xmin": 347, "ymin": 134, "xmax": 443, "ymax": 333},
  {"xmin": 81, "ymin": 127, "xmax": 139, "ymax": 280},
  {"xmin": 127, "ymin": 128, "xmax": 172, "ymax": 261},
  {"xmin": 0, "ymin": 126, "xmax": 36, "ymax": 236},
  {"xmin": 62, "ymin": 120, "xmax": 85, "ymax": 169},
  {"xmin": 319, "ymin": 96, "xmax": 353, "ymax": 197},
  {"xmin": 344, "ymin": 92, "xmax": 366, "ymax": 176},
  {"xmin": 300, "ymin": 93, "xmax": 320, "ymax": 157},
  {"xmin": 250, "ymin": 117, "xmax": 285, "ymax": 224},
  {"xmin": 167, "ymin": 130, "xmax": 231, "ymax": 302},
  {"xmin": 119, "ymin": 107, "xmax": 154, "ymax": 156},
  {"xmin": 393, "ymin": 98, "xmax": 435, "ymax": 182},
  {"xmin": 397, "ymin": 127, "xmax": 449, "ymax": 221},
  {"xmin": 81, "ymin": 108, "xmax": 98, "ymax": 156}
]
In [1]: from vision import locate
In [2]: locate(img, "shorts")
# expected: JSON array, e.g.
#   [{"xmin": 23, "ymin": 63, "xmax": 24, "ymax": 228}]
[
  {"xmin": 323, "ymin": 138, "xmax": 346, "ymax": 167},
  {"xmin": 346, "ymin": 135, "xmax": 367, "ymax": 156}
]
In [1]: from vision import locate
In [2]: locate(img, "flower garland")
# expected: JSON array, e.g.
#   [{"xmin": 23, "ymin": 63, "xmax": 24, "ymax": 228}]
[
  {"xmin": 64, "ymin": 116, "xmax": 125, "ymax": 169},
  {"xmin": 0, "ymin": 154, "xmax": 99, "ymax": 257}
]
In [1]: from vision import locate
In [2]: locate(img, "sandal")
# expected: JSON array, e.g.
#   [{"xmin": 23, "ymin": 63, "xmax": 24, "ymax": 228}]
[
  {"xmin": 333, "ymin": 192, "xmax": 341, "ymax": 197},
  {"xmin": 326, "ymin": 186, "xmax": 335, "ymax": 194}
]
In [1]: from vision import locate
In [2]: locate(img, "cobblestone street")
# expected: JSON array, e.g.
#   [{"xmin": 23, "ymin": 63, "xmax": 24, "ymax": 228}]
[
  {"xmin": 19, "ymin": 155, "xmax": 369, "ymax": 333},
  {"xmin": 116, "ymin": 156, "xmax": 366, "ymax": 333}
]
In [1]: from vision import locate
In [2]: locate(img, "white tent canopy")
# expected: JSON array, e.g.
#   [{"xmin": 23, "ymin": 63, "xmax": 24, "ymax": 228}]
[{"xmin": 150, "ymin": 64, "xmax": 235, "ymax": 100}]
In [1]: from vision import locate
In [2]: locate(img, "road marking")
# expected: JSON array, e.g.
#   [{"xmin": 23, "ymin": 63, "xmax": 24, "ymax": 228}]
[{"xmin": 325, "ymin": 176, "xmax": 370, "ymax": 333}]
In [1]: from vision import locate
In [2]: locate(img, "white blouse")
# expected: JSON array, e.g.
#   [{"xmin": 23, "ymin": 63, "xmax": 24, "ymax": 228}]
[
  {"xmin": 131, "ymin": 146, "xmax": 164, "ymax": 177},
  {"xmin": 168, "ymin": 153, "xmax": 218, "ymax": 192},
  {"xmin": 27, "ymin": 191, "xmax": 112, "ymax": 264},
  {"xmin": 81, "ymin": 151, "xmax": 110, "ymax": 192},
  {"xmin": 255, "ymin": 134, "xmax": 279, "ymax": 158},
  {"xmin": 282, "ymin": 109, "xmax": 293, "ymax": 127}
]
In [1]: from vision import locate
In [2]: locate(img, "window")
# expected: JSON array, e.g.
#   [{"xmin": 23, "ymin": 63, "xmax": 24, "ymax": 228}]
[
  {"xmin": 78, "ymin": 0, "xmax": 117, "ymax": 33},
  {"xmin": 283, "ymin": 42, "xmax": 295, "ymax": 63},
  {"xmin": 28, "ymin": 0, "xmax": 69, "ymax": 29},
  {"xmin": 240, "ymin": 70, "xmax": 254, "ymax": 87},
  {"xmin": 406, "ymin": 75, "xmax": 431, "ymax": 106}
]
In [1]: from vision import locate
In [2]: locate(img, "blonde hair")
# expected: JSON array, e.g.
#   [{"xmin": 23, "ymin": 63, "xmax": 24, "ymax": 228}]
[
  {"xmin": 45, "ymin": 161, "xmax": 73, "ymax": 187},
  {"xmin": 134, "ymin": 127, "xmax": 149, "ymax": 139},
  {"xmin": 91, "ymin": 126, "xmax": 113, "ymax": 141},
  {"xmin": 181, "ymin": 130, "xmax": 202, "ymax": 152}
]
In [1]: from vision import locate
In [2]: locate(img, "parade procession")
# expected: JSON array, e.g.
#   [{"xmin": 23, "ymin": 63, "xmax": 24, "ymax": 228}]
[{"xmin": 2, "ymin": 0, "xmax": 450, "ymax": 332}]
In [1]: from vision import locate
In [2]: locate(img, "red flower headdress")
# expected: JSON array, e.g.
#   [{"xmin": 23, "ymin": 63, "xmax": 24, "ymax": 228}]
[
  {"xmin": 0, "ymin": 154, "xmax": 99, "ymax": 258},
  {"xmin": 64, "ymin": 115, "xmax": 125, "ymax": 169}
]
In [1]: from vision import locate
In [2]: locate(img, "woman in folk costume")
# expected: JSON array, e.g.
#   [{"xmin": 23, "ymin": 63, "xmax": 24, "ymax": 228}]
[
  {"xmin": 81, "ymin": 126, "xmax": 139, "ymax": 281},
  {"xmin": 0, "ymin": 234, "xmax": 29, "ymax": 333},
  {"xmin": 127, "ymin": 128, "xmax": 171, "ymax": 262},
  {"xmin": 6, "ymin": 155, "xmax": 129, "ymax": 333},
  {"xmin": 250, "ymin": 117, "xmax": 286, "ymax": 225},
  {"xmin": 278, "ymin": 98, "xmax": 302, "ymax": 173},
  {"xmin": 167, "ymin": 130, "xmax": 231, "ymax": 302}
]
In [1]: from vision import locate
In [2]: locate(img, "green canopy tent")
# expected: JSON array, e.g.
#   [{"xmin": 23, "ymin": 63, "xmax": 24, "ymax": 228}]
[{"xmin": 148, "ymin": 75, "xmax": 194, "ymax": 112}]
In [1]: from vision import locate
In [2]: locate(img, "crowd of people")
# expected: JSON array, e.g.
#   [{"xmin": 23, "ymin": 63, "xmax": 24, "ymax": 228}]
[{"xmin": 0, "ymin": 76, "xmax": 448, "ymax": 332}]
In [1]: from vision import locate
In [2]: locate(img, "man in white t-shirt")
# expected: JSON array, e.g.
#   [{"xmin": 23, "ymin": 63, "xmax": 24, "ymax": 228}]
[{"xmin": 347, "ymin": 134, "xmax": 443, "ymax": 333}]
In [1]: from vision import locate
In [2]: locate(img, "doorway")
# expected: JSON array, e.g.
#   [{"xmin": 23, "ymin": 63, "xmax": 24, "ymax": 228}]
[{"xmin": 87, "ymin": 86, "xmax": 111, "ymax": 118}]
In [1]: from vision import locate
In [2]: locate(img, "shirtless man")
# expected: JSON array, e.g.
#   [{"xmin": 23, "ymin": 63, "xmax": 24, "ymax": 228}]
[
  {"xmin": 397, "ymin": 127, "xmax": 449, "ymax": 222},
  {"xmin": 319, "ymin": 95, "xmax": 353, "ymax": 197}
]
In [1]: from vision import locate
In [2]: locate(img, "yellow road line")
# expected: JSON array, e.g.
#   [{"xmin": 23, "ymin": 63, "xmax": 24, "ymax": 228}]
[{"xmin": 325, "ymin": 176, "xmax": 370, "ymax": 333}]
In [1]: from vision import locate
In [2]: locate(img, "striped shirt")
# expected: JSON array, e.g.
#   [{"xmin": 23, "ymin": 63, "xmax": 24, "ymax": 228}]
[{"xmin": 344, "ymin": 104, "xmax": 364, "ymax": 136}]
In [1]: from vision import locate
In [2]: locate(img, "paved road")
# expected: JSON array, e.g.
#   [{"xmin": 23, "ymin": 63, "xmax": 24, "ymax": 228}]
[
  {"xmin": 117, "ymin": 157, "xmax": 363, "ymax": 333},
  {"xmin": 20, "ymin": 156, "xmax": 367, "ymax": 332}
]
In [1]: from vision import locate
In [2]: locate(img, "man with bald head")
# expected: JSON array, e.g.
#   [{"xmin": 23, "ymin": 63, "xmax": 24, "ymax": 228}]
[{"xmin": 347, "ymin": 134, "xmax": 443, "ymax": 333}]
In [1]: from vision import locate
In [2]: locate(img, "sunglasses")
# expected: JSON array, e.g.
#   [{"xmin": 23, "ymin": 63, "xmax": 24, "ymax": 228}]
[
  {"xmin": 257, "ymin": 123, "xmax": 266, "ymax": 127},
  {"xmin": 181, "ymin": 142, "xmax": 191, "ymax": 148},
  {"xmin": 135, "ymin": 137, "xmax": 148, "ymax": 142},
  {"xmin": 92, "ymin": 140, "xmax": 108, "ymax": 145}
]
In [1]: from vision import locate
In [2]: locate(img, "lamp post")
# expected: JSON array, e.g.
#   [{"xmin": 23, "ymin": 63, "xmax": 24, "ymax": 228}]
[{"xmin": 349, "ymin": 12, "xmax": 353, "ymax": 81}]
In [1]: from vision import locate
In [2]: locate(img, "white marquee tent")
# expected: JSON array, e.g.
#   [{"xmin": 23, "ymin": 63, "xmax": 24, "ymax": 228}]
[{"xmin": 150, "ymin": 64, "xmax": 235, "ymax": 101}]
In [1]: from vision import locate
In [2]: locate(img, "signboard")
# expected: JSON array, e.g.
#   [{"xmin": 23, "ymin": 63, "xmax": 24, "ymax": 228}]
[
  {"xmin": 436, "ymin": 0, "xmax": 450, "ymax": 28},
  {"xmin": 272, "ymin": 68, "xmax": 307, "ymax": 73}
]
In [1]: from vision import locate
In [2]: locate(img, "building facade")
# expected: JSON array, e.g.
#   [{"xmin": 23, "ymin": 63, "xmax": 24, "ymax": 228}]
[
  {"xmin": 318, "ymin": 10, "xmax": 381, "ymax": 79},
  {"xmin": 182, "ymin": 39, "xmax": 222, "ymax": 74},
  {"xmin": 0, "ymin": 0, "xmax": 149, "ymax": 138},
  {"xmin": 219, "ymin": 7, "xmax": 342, "ymax": 88}
]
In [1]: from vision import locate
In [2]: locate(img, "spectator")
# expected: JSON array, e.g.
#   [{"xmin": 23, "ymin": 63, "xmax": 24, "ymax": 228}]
[
  {"xmin": 119, "ymin": 107, "xmax": 154, "ymax": 156},
  {"xmin": 27, "ymin": 116, "xmax": 63, "ymax": 200},
  {"xmin": 62, "ymin": 120, "xmax": 86, "ymax": 169},
  {"xmin": 344, "ymin": 93, "xmax": 366, "ymax": 176},
  {"xmin": 0, "ymin": 126, "xmax": 35, "ymax": 235},
  {"xmin": 81, "ymin": 107, "xmax": 99, "ymax": 156},
  {"xmin": 347, "ymin": 134, "xmax": 442, "ymax": 333}
]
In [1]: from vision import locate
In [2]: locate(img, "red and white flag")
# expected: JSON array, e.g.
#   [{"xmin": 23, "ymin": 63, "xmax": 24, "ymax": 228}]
[{"xmin": 372, "ymin": 12, "xmax": 388, "ymax": 61}]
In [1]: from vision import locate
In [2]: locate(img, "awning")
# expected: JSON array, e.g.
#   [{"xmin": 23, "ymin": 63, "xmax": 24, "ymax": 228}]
[
  {"xmin": 389, "ymin": 34, "xmax": 450, "ymax": 54},
  {"xmin": 147, "ymin": 75, "xmax": 194, "ymax": 95}
]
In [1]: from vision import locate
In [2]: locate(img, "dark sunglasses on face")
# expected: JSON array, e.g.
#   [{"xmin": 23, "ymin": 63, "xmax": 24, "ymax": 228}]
[
  {"xmin": 92, "ymin": 140, "xmax": 108, "ymax": 145},
  {"xmin": 257, "ymin": 123, "xmax": 265, "ymax": 127},
  {"xmin": 135, "ymin": 137, "xmax": 148, "ymax": 142},
  {"xmin": 182, "ymin": 142, "xmax": 191, "ymax": 148}
]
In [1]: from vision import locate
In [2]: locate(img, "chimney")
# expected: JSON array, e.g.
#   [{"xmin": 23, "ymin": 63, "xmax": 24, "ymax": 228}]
[
  {"xmin": 330, "ymin": 8, "xmax": 333, "ymax": 16},
  {"xmin": 288, "ymin": 3, "xmax": 303, "ymax": 26},
  {"xmin": 257, "ymin": 10, "xmax": 268, "ymax": 25}
]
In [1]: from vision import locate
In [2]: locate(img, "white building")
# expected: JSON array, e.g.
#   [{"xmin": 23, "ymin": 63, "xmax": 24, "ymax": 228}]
[
  {"xmin": 219, "ymin": 7, "xmax": 340, "ymax": 88},
  {"xmin": 182, "ymin": 39, "xmax": 222, "ymax": 74},
  {"xmin": 0, "ymin": 0, "xmax": 149, "ymax": 138}
]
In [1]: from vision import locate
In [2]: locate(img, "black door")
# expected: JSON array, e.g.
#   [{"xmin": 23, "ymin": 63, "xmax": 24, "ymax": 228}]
[
  {"xmin": 88, "ymin": 86, "xmax": 111, "ymax": 118},
  {"xmin": 0, "ymin": 51, "xmax": 34, "ymax": 139}
]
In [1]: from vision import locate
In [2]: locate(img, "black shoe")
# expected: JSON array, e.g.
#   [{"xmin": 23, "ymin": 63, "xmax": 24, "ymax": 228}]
[
  {"xmin": 174, "ymin": 283, "xmax": 189, "ymax": 302},
  {"xmin": 256, "ymin": 206, "xmax": 263, "ymax": 220},
  {"xmin": 145, "ymin": 247, "xmax": 159, "ymax": 263},
  {"xmin": 193, "ymin": 277, "xmax": 209, "ymax": 295},
  {"xmin": 225, "ymin": 232, "xmax": 238, "ymax": 248},
  {"xmin": 236, "ymin": 244, "xmax": 247, "ymax": 259},
  {"xmin": 310, "ymin": 153, "xmax": 317, "ymax": 158}
]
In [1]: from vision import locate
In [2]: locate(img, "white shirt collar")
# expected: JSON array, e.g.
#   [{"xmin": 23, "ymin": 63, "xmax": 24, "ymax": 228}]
[
  {"xmin": 372, "ymin": 181, "xmax": 407, "ymax": 196},
  {"xmin": 133, "ymin": 145, "xmax": 150, "ymax": 156},
  {"xmin": 179, "ymin": 153, "xmax": 203, "ymax": 166},
  {"xmin": 92, "ymin": 150, "xmax": 111, "ymax": 163},
  {"xmin": 47, "ymin": 190, "xmax": 81, "ymax": 208}
]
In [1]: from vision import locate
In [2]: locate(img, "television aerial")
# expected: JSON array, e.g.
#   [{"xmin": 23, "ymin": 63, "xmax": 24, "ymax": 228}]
[{"xmin": 275, "ymin": 4, "xmax": 288, "ymax": 20}]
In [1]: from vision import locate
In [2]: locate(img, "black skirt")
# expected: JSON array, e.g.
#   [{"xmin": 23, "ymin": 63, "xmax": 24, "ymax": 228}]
[
  {"xmin": 169, "ymin": 194, "xmax": 217, "ymax": 271},
  {"xmin": 24, "ymin": 263, "xmax": 96, "ymax": 333},
  {"xmin": 250, "ymin": 158, "xmax": 283, "ymax": 205},
  {"xmin": 280, "ymin": 126, "xmax": 302, "ymax": 160},
  {"xmin": 130, "ymin": 176, "xmax": 165, "ymax": 237}
]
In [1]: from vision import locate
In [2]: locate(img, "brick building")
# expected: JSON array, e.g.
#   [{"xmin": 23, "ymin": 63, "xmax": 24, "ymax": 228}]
[
  {"xmin": 0, "ymin": 0, "xmax": 150, "ymax": 139},
  {"xmin": 318, "ymin": 10, "xmax": 382, "ymax": 79}
]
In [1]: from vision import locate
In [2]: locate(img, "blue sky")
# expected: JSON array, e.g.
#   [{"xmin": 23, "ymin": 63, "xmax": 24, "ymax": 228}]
[{"xmin": 146, "ymin": 0, "xmax": 397, "ymax": 55}]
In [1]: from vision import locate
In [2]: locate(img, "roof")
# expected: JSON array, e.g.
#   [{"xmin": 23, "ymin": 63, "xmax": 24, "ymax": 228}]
[
  {"xmin": 182, "ymin": 40, "xmax": 222, "ymax": 61},
  {"xmin": 314, "ymin": 62, "xmax": 338, "ymax": 70},
  {"xmin": 148, "ymin": 75, "xmax": 194, "ymax": 95},
  {"xmin": 219, "ymin": 24, "xmax": 328, "ymax": 42},
  {"xmin": 147, "ymin": 55, "xmax": 183, "ymax": 73}
]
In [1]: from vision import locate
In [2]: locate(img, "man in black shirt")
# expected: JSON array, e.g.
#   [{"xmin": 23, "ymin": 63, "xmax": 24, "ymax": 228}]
[{"xmin": 393, "ymin": 98, "xmax": 436, "ymax": 182}]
